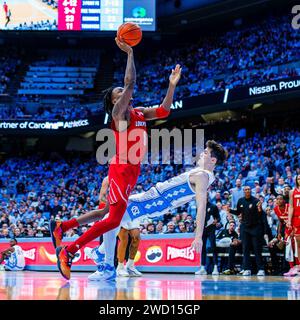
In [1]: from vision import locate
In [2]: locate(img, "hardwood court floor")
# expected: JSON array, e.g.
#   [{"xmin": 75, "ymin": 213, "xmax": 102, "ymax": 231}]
[
  {"xmin": 0, "ymin": 271, "xmax": 299, "ymax": 300},
  {"xmin": 1, "ymin": 0, "xmax": 57, "ymax": 29}
]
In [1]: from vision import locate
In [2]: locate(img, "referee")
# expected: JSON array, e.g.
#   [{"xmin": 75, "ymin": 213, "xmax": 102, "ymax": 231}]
[{"xmin": 232, "ymin": 186, "xmax": 268, "ymax": 276}]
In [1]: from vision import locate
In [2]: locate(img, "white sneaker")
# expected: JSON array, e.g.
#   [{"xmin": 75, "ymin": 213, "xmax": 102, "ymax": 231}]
[
  {"xmin": 88, "ymin": 263, "xmax": 116, "ymax": 281},
  {"xmin": 84, "ymin": 246, "xmax": 104, "ymax": 265},
  {"xmin": 242, "ymin": 270, "xmax": 251, "ymax": 276},
  {"xmin": 116, "ymin": 266, "xmax": 130, "ymax": 277},
  {"xmin": 127, "ymin": 265, "xmax": 142, "ymax": 277},
  {"xmin": 212, "ymin": 265, "xmax": 219, "ymax": 275},
  {"xmin": 0, "ymin": 265, "xmax": 5, "ymax": 271},
  {"xmin": 195, "ymin": 266, "xmax": 207, "ymax": 275},
  {"xmin": 257, "ymin": 270, "xmax": 265, "ymax": 276},
  {"xmin": 238, "ymin": 269, "xmax": 244, "ymax": 275}
]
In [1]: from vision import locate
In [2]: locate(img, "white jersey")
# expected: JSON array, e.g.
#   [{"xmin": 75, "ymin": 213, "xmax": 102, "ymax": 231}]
[
  {"xmin": 4, "ymin": 245, "xmax": 25, "ymax": 271},
  {"xmin": 123, "ymin": 168, "xmax": 215, "ymax": 222}
]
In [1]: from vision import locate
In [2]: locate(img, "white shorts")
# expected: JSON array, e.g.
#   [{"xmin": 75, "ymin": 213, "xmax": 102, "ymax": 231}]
[{"xmin": 120, "ymin": 219, "xmax": 140, "ymax": 230}]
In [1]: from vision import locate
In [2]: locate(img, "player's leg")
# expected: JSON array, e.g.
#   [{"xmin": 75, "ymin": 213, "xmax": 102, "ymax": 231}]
[
  {"xmin": 295, "ymin": 234, "xmax": 300, "ymax": 269},
  {"xmin": 50, "ymin": 207, "xmax": 108, "ymax": 249},
  {"xmin": 126, "ymin": 228, "xmax": 142, "ymax": 277},
  {"xmin": 208, "ymin": 229, "xmax": 219, "ymax": 275},
  {"xmin": 88, "ymin": 225, "xmax": 120, "ymax": 281},
  {"xmin": 116, "ymin": 228, "xmax": 130, "ymax": 277},
  {"xmin": 56, "ymin": 200, "xmax": 127, "ymax": 280},
  {"xmin": 195, "ymin": 231, "xmax": 208, "ymax": 275}
]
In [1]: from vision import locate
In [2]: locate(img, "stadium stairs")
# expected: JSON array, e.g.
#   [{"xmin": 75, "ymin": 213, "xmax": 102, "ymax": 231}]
[{"xmin": 87, "ymin": 51, "xmax": 114, "ymax": 104}]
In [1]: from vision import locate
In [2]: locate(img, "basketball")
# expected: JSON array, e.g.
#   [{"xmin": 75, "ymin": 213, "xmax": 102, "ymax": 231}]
[{"xmin": 117, "ymin": 22, "xmax": 142, "ymax": 47}]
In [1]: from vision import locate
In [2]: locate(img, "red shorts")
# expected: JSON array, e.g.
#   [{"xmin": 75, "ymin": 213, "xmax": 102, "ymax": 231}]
[
  {"xmin": 292, "ymin": 216, "xmax": 300, "ymax": 235},
  {"xmin": 107, "ymin": 164, "xmax": 140, "ymax": 205}
]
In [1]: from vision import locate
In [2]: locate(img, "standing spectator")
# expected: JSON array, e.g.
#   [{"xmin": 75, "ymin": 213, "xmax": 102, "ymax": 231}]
[
  {"xmin": 230, "ymin": 179, "xmax": 244, "ymax": 209},
  {"xmin": 195, "ymin": 197, "xmax": 220, "ymax": 275},
  {"xmin": 233, "ymin": 186, "xmax": 268, "ymax": 276}
]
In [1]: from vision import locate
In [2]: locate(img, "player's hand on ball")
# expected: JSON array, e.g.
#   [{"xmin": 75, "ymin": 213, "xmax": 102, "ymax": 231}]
[
  {"xmin": 191, "ymin": 238, "xmax": 202, "ymax": 253},
  {"xmin": 115, "ymin": 37, "xmax": 133, "ymax": 54},
  {"xmin": 169, "ymin": 64, "xmax": 182, "ymax": 86}
]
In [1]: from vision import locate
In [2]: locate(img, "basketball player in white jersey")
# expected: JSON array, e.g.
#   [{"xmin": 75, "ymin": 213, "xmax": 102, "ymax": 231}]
[
  {"xmin": 51, "ymin": 140, "xmax": 227, "ymax": 280},
  {"xmin": 0, "ymin": 239, "xmax": 25, "ymax": 271}
]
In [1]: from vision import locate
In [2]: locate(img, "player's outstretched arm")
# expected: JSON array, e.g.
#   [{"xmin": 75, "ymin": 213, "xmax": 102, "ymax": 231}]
[
  {"xmin": 141, "ymin": 64, "xmax": 182, "ymax": 121},
  {"xmin": 99, "ymin": 176, "xmax": 109, "ymax": 203},
  {"xmin": 190, "ymin": 172, "xmax": 209, "ymax": 253},
  {"xmin": 112, "ymin": 38, "xmax": 136, "ymax": 122}
]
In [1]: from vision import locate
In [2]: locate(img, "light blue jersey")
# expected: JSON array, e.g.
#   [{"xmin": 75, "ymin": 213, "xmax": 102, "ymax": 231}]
[
  {"xmin": 123, "ymin": 168, "xmax": 215, "ymax": 222},
  {"xmin": 4, "ymin": 245, "xmax": 25, "ymax": 271}
]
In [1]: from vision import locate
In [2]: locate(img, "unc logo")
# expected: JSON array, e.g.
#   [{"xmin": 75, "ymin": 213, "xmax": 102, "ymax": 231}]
[{"xmin": 131, "ymin": 206, "xmax": 140, "ymax": 216}]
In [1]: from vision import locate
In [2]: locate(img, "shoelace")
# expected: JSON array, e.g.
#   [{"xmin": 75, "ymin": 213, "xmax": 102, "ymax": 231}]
[
  {"xmin": 65, "ymin": 250, "xmax": 74, "ymax": 267},
  {"xmin": 97, "ymin": 262, "xmax": 106, "ymax": 272}
]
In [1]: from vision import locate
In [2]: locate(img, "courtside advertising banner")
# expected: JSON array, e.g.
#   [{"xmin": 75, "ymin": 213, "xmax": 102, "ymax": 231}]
[{"xmin": 0, "ymin": 234, "xmax": 200, "ymax": 272}]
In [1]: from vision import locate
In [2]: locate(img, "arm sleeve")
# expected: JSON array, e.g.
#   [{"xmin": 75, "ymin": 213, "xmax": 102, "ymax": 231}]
[{"xmin": 155, "ymin": 105, "xmax": 170, "ymax": 119}]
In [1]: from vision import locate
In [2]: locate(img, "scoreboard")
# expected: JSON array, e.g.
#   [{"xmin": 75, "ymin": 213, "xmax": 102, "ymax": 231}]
[
  {"xmin": 79, "ymin": 0, "xmax": 156, "ymax": 31},
  {"xmin": 3, "ymin": 0, "xmax": 156, "ymax": 31}
]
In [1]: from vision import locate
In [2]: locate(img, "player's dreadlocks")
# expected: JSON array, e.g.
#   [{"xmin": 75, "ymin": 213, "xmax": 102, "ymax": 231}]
[{"xmin": 102, "ymin": 87, "xmax": 114, "ymax": 122}]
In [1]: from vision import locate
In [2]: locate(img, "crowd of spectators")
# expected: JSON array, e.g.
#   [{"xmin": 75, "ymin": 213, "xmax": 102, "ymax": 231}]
[
  {"xmin": 42, "ymin": 0, "xmax": 58, "ymax": 9},
  {"xmin": 114, "ymin": 15, "xmax": 300, "ymax": 106},
  {"xmin": 0, "ymin": 104, "xmax": 94, "ymax": 120},
  {"xmin": 14, "ymin": 20, "xmax": 57, "ymax": 31},
  {"xmin": 0, "ymin": 52, "xmax": 21, "ymax": 94}
]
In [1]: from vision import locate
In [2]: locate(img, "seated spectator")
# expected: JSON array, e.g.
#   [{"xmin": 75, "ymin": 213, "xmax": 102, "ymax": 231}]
[
  {"xmin": 164, "ymin": 221, "xmax": 177, "ymax": 234},
  {"xmin": 219, "ymin": 221, "xmax": 241, "ymax": 275}
]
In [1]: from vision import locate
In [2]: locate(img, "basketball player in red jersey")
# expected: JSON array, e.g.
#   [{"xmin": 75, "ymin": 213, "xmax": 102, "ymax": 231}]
[
  {"xmin": 273, "ymin": 195, "xmax": 298, "ymax": 273},
  {"xmin": 3, "ymin": 2, "xmax": 7, "ymax": 16},
  {"xmin": 52, "ymin": 37, "xmax": 182, "ymax": 280},
  {"xmin": 285, "ymin": 174, "xmax": 300, "ymax": 276},
  {"xmin": 274, "ymin": 195, "xmax": 290, "ymax": 240}
]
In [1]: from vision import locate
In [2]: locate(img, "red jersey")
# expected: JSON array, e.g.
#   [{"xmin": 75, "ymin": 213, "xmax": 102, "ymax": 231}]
[
  {"xmin": 274, "ymin": 204, "xmax": 289, "ymax": 224},
  {"xmin": 293, "ymin": 188, "xmax": 300, "ymax": 217},
  {"xmin": 107, "ymin": 109, "xmax": 147, "ymax": 205},
  {"xmin": 3, "ymin": 4, "xmax": 7, "ymax": 14},
  {"xmin": 111, "ymin": 108, "xmax": 147, "ymax": 165}
]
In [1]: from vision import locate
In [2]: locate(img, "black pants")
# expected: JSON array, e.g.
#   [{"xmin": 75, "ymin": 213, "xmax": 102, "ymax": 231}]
[
  {"xmin": 227, "ymin": 243, "xmax": 243, "ymax": 270},
  {"xmin": 201, "ymin": 227, "xmax": 217, "ymax": 266},
  {"xmin": 268, "ymin": 244, "xmax": 290, "ymax": 274},
  {"xmin": 241, "ymin": 224, "xmax": 264, "ymax": 271}
]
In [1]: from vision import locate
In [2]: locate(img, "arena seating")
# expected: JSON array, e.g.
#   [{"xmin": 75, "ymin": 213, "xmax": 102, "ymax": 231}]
[{"xmin": 113, "ymin": 15, "xmax": 300, "ymax": 106}]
